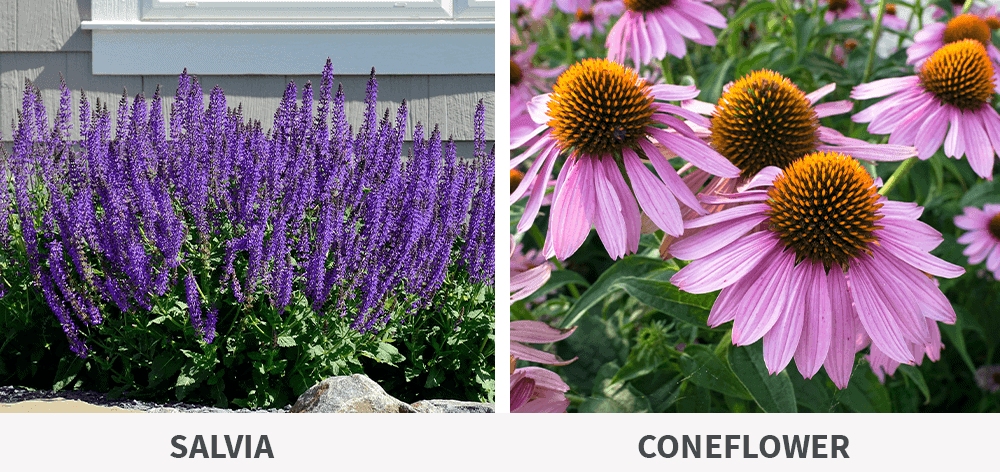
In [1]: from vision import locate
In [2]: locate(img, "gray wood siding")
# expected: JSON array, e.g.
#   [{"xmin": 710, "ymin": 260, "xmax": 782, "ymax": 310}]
[{"xmin": 0, "ymin": 0, "xmax": 494, "ymax": 154}]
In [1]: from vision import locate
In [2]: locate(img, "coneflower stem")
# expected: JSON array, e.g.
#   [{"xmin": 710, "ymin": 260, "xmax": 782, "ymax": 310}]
[
  {"xmin": 879, "ymin": 156, "xmax": 918, "ymax": 196},
  {"xmin": 850, "ymin": 0, "xmax": 889, "ymax": 137},
  {"xmin": 862, "ymin": 0, "xmax": 889, "ymax": 86}
]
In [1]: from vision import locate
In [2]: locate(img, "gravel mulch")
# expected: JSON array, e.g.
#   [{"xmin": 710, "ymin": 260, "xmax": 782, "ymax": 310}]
[{"xmin": 0, "ymin": 385, "xmax": 290, "ymax": 413}]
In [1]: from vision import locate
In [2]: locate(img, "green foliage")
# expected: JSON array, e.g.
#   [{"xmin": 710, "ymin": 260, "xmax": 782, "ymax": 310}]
[{"xmin": 0, "ymin": 266, "xmax": 494, "ymax": 409}]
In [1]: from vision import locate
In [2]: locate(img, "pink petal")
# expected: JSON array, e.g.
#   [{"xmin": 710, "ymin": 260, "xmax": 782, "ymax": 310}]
[
  {"xmin": 964, "ymin": 110, "xmax": 996, "ymax": 179},
  {"xmin": 794, "ymin": 263, "xmax": 832, "ymax": 378},
  {"xmin": 510, "ymin": 341, "xmax": 576, "ymax": 365},
  {"xmin": 681, "ymin": 99, "xmax": 717, "ymax": 116},
  {"xmin": 591, "ymin": 156, "xmax": 629, "ymax": 259},
  {"xmin": 684, "ymin": 203, "xmax": 770, "ymax": 229},
  {"xmin": 648, "ymin": 84, "xmax": 700, "ymax": 102},
  {"xmin": 511, "ymin": 263, "xmax": 554, "ymax": 302},
  {"xmin": 805, "ymin": 83, "xmax": 837, "ymax": 104},
  {"xmin": 550, "ymin": 157, "xmax": 596, "ymax": 260},
  {"xmin": 851, "ymin": 76, "xmax": 920, "ymax": 100},
  {"xmin": 762, "ymin": 263, "xmax": 812, "ymax": 374},
  {"xmin": 671, "ymin": 231, "xmax": 778, "ymax": 294},
  {"xmin": 731, "ymin": 249, "xmax": 797, "ymax": 346},
  {"xmin": 707, "ymin": 251, "xmax": 775, "ymax": 327},
  {"xmin": 600, "ymin": 155, "xmax": 642, "ymax": 256},
  {"xmin": 517, "ymin": 146, "xmax": 558, "ymax": 233},
  {"xmin": 944, "ymin": 106, "xmax": 965, "ymax": 159},
  {"xmin": 739, "ymin": 166, "xmax": 782, "ymax": 190},
  {"xmin": 845, "ymin": 260, "xmax": 915, "ymax": 364},
  {"xmin": 876, "ymin": 232, "xmax": 965, "ymax": 278},
  {"xmin": 813, "ymin": 99, "xmax": 853, "ymax": 118},
  {"xmin": 646, "ymin": 127, "xmax": 740, "ymax": 178},
  {"xmin": 913, "ymin": 102, "xmax": 949, "ymax": 159},
  {"xmin": 511, "ymin": 320, "xmax": 578, "ymax": 343},
  {"xmin": 822, "ymin": 267, "xmax": 860, "ymax": 388},
  {"xmin": 623, "ymin": 148, "xmax": 683, "ymax": 236},
  {"xmin": 637, "ymin": 140, "xmax": 706, "ymax": 214},
  {"xmin": 670, "ymin": 213, "xmax": 769, "ymax": 260},
  {"xmin": 517, "ymin": 366, "xmax": 571, "ymax": 391}
]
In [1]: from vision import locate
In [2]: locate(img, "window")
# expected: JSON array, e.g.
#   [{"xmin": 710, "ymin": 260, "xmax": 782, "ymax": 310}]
[{"xmin": 83, "ymin": 0, "xmax": 494, "ymax": 75}]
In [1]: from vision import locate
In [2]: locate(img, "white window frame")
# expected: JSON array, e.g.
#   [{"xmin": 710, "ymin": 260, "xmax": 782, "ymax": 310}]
[{"xmin": 82, "ymin": 0, "xmax": 495, "ymax": 75}]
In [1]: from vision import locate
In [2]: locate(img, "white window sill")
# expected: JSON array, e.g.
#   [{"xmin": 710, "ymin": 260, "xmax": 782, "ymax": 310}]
[{"xmin": 80, "ymin": 20, "xmax": 494, "ymax": 75}]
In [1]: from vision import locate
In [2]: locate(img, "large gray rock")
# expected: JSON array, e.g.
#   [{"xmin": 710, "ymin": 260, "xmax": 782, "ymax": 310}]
[
  {"xmin": 290, "ymin": 375, "xmax": 416, "ymax": 413},
  {"xmin": 290, "ymin": 375, "xmax": 494, "ymax": 413},
  {"xmin": 410, "ymin": 400, "xmax": 494, "ymax": 413}
]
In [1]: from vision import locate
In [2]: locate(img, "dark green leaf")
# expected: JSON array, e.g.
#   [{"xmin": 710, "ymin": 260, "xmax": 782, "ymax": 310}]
[
  {"xmin": 524, "ymin": 269, "xmax": 590, "ymax": 301},
  {"xmin": 560, "ymin": 256, "xmax": 673, "ymax": 328},
  {"xmin": 728, "ymin": 344, "xmax": 797, "ymax": 412},
  {"xmin": 729, "ymin": 0, "xmax": 777, "ymax": 28},
  {"xmin": 613, "ymin": 276, "xmax": 712, "ymax": 327},
  {"xmin": 897, "ymin": 364, "xmax": 931, "ymax": 405},
  {"xmin": 835, "ymin": 367, "xmax": 891, "ymax": 413},
  {"xmin": 678, "ymin": 344, "xmax": 753, "ymax": 400}
]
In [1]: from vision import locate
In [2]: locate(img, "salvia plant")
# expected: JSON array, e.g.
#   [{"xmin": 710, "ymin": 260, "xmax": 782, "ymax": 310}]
[{"xmin": 0, "ymin": 59, "xmax": 495, "ymax": 408}]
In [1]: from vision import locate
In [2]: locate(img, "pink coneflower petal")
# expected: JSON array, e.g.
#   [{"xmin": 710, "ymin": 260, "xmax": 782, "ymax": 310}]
[
  {"xmin": 670, "ymin": 211, "xmax": 769, "ymax": 260},
  {"xmin": 549, "ymin": 156, "xmax": 596, "ymax": 260},
  {"xmin": 822, "ymin": 267, "xmax": 863, "ymax": 388},
  {"xmin": 793, "ymin": 263, "xmax": 833, "ymax": 378},
  {"xmin": 650, "ymin": 84, "xmax": 700, "ymax": 101},
  {"xmin": 854, "ymin": 254, "xmax": 930, "ymax": 344},
  {"xmin": 873, "ymin": 246, "xmax": 956, "ymax": 323},
  {"xmin": 706, "ymin": 259, "xmax": 768, "ymax": 327},
  {"xmin": 516, "ymin": 147, "xmax": 558, "ymax": 233},
  {"xmin": 954, "ymin": 204, "xmax": 1000, "ymax": 278},
  {"xmin": 805, "ymin": 83, "xmax": 837, "ymax": 103},
  {"xmin": 732, "ymin": 249, "xmax": 797, "ymax": 346},
  {"xmin": 913, "ymin": 104, "xmax": 950, "ymax": 159},
  {"xmin": 512, "ymin": 320, "xmax": 577, "ymax": 345},
  {"xmin": 518, "ymin": 366, "xmax": 570, "ymax": 392},
  {"xmin": 655, "ymin": 103, "xmax": 713, "ymax": 129},
  {"xmin": 623, "ymin": 148, "xmax": 683, "ymax": 236},
  {"xmin": 684, "ymin": 202, "xmax": 770, "ymax": 230},
  {"xmin": 845, "ymin": 259, "xmax": 916, "ymax": 363},
  {"xmin": 510, "ymin": 373, "xmax": 534, "ymax": 410},
  {"xmin": 877, "ymin": 234, "xmax": 966, "ymax": 278},
  {"xmin": 672, "ymin": 231, "xmax": 778, "ymax": 294},
  {"xmin": 762, "ymin": 265, "xmax": 810, "ymax": 373},
  {"xmin": 646, "ymin": 127, "xmax": 740, "ymax": 178},
  {"xmin": 512, "ymin": 138, "xmax": 555, "ymax": 196},
  {"xmin": 965, "ymin": 111, "xmax": 994, "ymax": 178},
  {"xmin": 607, "ymin": 0, "xmax": 724, "ymax": 64},
  {"xmin": 739, "ymin": 167, "xmax": 783, "ymax": 190},
  {"xmin": 813, "ymin": 100, "xmax": 854, "ymax": 117},
  {"xmin": 699, "ymin": 190, "xmax": 770, "ymax": 205},
  {"xmin": 511, "ymin": 264, "xmax": 553, "ymax": 302},
  {"xmin": 851, "ymin": 76, "xmax": 920, "ymax": 100},
  {"xmin": 637, "ymin": 140, "xmax": 706, "ymax": 215},
  {"xmin": 594, "ymin": 156, "xmax": 641, "ymax": 259},
  {"xmin": 511, "ymin": 366, "xmax": 572, "ymax": 413},
  {"xmin": 888, "ymin": 101, "xmax": 936, "ymax": 146},
  {"xmin": 510, "ymin": 341, "xmax": 576, "ymax": 366}
]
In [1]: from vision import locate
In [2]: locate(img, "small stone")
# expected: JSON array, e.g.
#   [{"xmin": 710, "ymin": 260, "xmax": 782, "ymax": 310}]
[
  {"xmin": 410, "ymin": 400, "xmax": 494, "ymax": 413},
  {"xmin": 290, "ymin": 375, "xmax": 416, "ymax": 413}
]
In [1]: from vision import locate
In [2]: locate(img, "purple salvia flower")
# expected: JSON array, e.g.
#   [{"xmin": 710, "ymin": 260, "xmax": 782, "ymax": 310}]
[
  {"xmin": 38, "ymin": 271, "xmax": 89, "ymax": 357},
  {"xmin": 184, "ymin": 270, "xmax": 214, "ymax": 343}
]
